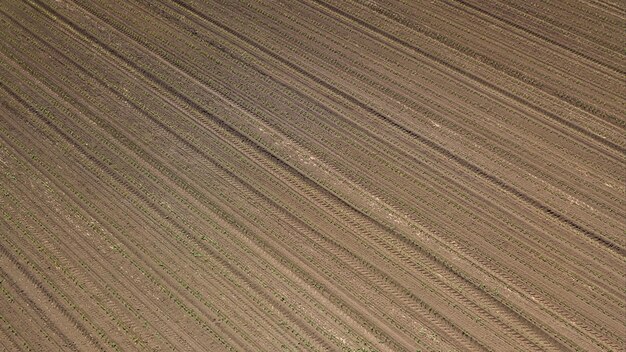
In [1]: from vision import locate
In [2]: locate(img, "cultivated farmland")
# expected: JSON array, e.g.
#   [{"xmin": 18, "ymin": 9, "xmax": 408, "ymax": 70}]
[{"xmin": 0, "ymin": 0, "xmax": 624, "ymax": 351}]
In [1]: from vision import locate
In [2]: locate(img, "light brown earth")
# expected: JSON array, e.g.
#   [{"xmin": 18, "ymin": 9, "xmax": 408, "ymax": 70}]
[{"xmin": 0, "ymin": 0, "xmax": 624, "ymax": 351}]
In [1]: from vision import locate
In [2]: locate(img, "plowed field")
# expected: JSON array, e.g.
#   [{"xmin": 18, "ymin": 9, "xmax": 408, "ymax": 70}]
[{"xmin": 0, "ymin": 0, "xmax": 624, "ymax": 351}]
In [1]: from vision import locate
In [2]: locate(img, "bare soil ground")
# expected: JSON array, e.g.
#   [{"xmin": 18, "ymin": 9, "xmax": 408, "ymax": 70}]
[{"xmin": 0, "ymin": 0, "xmax": 624, "ymax": 351}]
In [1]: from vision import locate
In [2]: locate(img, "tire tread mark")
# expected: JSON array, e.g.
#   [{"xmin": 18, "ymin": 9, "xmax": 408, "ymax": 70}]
[{"xmin": 169, "ymin": 0, "xmax": 626, "ymax": 256}]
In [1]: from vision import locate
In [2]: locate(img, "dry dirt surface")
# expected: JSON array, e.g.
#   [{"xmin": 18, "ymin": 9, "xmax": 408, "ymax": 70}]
[{"xmin": 0, "ymin": 0, "xmax": 624, "ymax": 351}]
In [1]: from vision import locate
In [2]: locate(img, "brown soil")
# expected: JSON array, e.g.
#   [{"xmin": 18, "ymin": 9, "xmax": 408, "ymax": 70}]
[{"xmin": 0, "ymin": 0, "xmax": 624, "ymax": 351}]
